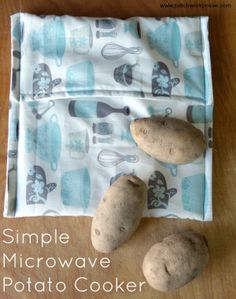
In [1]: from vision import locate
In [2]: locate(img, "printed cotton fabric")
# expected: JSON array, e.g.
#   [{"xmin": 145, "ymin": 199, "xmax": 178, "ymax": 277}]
[{"xmin": 4, "ymin": 13, "xmax": 213, "ymax": 220}]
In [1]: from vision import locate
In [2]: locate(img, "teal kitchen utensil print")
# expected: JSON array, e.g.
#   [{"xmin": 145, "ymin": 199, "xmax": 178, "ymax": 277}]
[
  {"xmin": 9, "ymin": 118, "xmax": 19, "ymax": 142},
  {"xmin": 65, "ymin": 130, "xmax": 89, "ymax": 159},
  {"xmin": 207, "ymin": 127, "xmax": 213, "ymax": 149},
  {"xmin": 184, "ymin": 66, "xmax": 209, "ymax": 102},
  {"xmin": 95, "ymin": 19, "xmax": 118, "ymax": 39},
  {"xmin": 7, "ymin": 164, "xmax": 17, "ymax": 216},
  {"xmin": 70, "ymin": 21, "xmax": 93, "ymax": 54},
  {"xmin": 96, "ymin": 29, "xmax": 117, "ymax": 39},
  {"xmin": 185, "ymin": 31, "xmax": 204, "ymax": 56},
  {"xmin": 110, "ymin": 169, "xmax": 136, "ymax": 185},
  {"xmin": 124, "ymin": 20, "xmax": 141, "ymax": 38},
  {"xmin": 69, "ymin": 100, "xmax": 130, "ymax": 118},
  {"xmin": 30, "ymin": 16, "xmax": 65, "ymax": 66},
  {"xmin": 66, "ymin": 61, "xmax": 94, "ymax": 96},
  {"xmin": 33, "ymin": 64, "xmax": 61, "ymax": 98},
  {"xmin": 26, "ymin": 165, "xmax": 56, "ymax": 205},
  {"xmin": 11, "ymin": 51, "xmax": 21, "ymax": 92},
  {"xmin": 182, "ymin": 174, "xmax": 205, "ymax": 214},
  {"xmin": 8, "ymin": 150, "xmax": 18, "ymax": 158},
  {"xmin": 93, "ymin": 136, "xmax": 113, "ymax": 144},
  {"xmin": 147, "ymin": 106, "xmax": 172, "ymax": 117},
  {"xmin": 101, "ymin": 43, "xmax": 142, "ymax": 60},
  {"xmin": 26, "ymin": 114, "xmax": 61, "ymax": 171},
  {"xmin": 158, "ymin": 161, "xmax": 178, "ymax": 177},
  {"xmin": 97, "ymin": 149, "xmax": 139, "ymax": 167},
  {"xmin": 152, "ymin": 62, "xmax": 180, "ymax": 96},
  {"xmin": 13, "ymin": 16, "xmax": 24, "ymax": 44},
  {"xmin": 148, "ymin": 171, "xmax": 177, "ymax": 209},
  {"xmin": 114, "ymin": 63, "xmax": 138, "ymax": 86},
  {"xmin": 43, "ymin": 209, "xmax": 61, "ymax": 216},
  {"xmin": 61, "ymin": 168, "xmax": 90, "ymax": 208},
  {"xmin": 187, "ymin": 105, "xmax": 213, "ymax": 123},
  {"xmin": 96, "ymin": 18, "xmax": 117, "ymax": 29},
  {"xmin": 119, "ymin": 129, "xmax": 136, "ymax": 145},
  {"xmin": 147, "ymin": 19, "xmax": 181, "ymax": 67},
  {"xmin": 31, "ymin": 100, "xmax": 55, "ymax": 120},
  {"xmin": 92, "ymin": 122, "xmax": 113, "ymax": 135}
]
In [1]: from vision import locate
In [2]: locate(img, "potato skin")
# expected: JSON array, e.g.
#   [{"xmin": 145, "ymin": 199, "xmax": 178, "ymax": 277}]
[
  {"xmin": 142, "ymin": 231, "xmax": 209, "ymax": 292},
  {"xmin": 130, "ymin": 116, "xmax": 206, "ymax": 164},
  {"xmin": 91, "ymin": 175, "xmax": 147, "ymax": 253}
]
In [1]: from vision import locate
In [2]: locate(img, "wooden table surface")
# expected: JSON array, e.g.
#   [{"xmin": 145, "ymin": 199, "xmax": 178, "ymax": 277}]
[{"xmin": 0, "ymin": 1, "xmax": 236, "ymax": 298}]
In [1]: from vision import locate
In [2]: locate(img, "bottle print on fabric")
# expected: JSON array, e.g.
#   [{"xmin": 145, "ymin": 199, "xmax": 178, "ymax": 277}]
[{"xmin": 68, "ymin": 101, "xmax": 130, "ymax": 118}]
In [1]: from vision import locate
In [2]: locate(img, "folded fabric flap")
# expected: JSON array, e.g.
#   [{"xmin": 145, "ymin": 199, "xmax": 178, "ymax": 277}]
[{"xmin": 4, "ymin": 14, "xmax": 213, "ymax": 220}]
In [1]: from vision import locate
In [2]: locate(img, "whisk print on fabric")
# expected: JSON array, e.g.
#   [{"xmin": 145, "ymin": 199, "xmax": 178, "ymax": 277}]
[
  {"xmin": 101, "ymin": 43, "xmax": 143, "ymax": 60},
  {"xmin": 97, "ymin": 149, "xmax": 139, "ymax": 167}
]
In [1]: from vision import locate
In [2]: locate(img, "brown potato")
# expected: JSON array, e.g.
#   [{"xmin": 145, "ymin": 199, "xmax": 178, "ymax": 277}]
[
  {"xmin": 142, "ymin": 231, "xmax": 209, "ymax": 292},
  {"xmin": 130, "ymin": 116, "xmax": 206, "ymax": 164},
  {"xmin": 91, "ymin": 175, "xmax": 147, "ymax": 253}
]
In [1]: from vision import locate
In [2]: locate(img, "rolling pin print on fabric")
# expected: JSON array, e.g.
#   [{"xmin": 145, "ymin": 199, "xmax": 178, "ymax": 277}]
[{"xmin": 68, "ymin": 101, "xmax": 130, "ymax": 118}]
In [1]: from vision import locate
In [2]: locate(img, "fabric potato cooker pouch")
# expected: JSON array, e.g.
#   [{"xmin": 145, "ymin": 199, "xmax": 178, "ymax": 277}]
[{"xmin": 4, "ymin": 14, "xmax": 213, "ymax": 220}]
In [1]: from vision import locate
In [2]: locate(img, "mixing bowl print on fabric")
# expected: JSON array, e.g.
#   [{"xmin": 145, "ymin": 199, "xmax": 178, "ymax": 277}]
[
  {"xmin": 147, "ymin": 19, "xmax": 181, "ymax": 68},
  {"xmin": 148, "ymin": 171, "xmax": 177, "ymax": 209},
  {"xmin": 186, "ymin": 105, "xmax": 213, "ymax": 123},
  {"xmin": 61, "ymin": 168, "xmax": 90, "ymax": 208},
  {"xmin": 33, "ymin": 63, "xmax": 61, "ymax": 98},
  {"xmin": 152, "ymin": 62, "xmax": 180, "ymax": 96},
  {"xmin": 26, "ymin": 165, "xmax": 57, "ymax": 205},
  {"xmin": 70, "ymin": 20, "xmax": 93, "ymax": 54},
  {"xmin": 26, "ymin": 114, "xmax": 61, "ymax": 171},
  {"xmin": 184, "ymin": 66, "xmax": 209, "ymax": 102},
  {"xmin": 65, "ymin": 129, "xmax": 89, "ymax": 159},
  {"xmin": 30, "ymin": 16, "xmax": 65, "ymax": 66},
  {"xmin": 182, "ymin": 174, "xmax": 206, "ymax": 215},
  {"xmin": 185, "ymin": 31, "xmax": 204, "ymax": 57},
  {"xmin": 66, "ymin": 61, "xmax": 94, "ymax": 96}
]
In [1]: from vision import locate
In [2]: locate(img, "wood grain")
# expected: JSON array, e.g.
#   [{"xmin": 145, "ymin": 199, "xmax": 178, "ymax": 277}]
[{"xmin": 0, "ymin": 0, "xmax": 236, "ymax": 298}]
